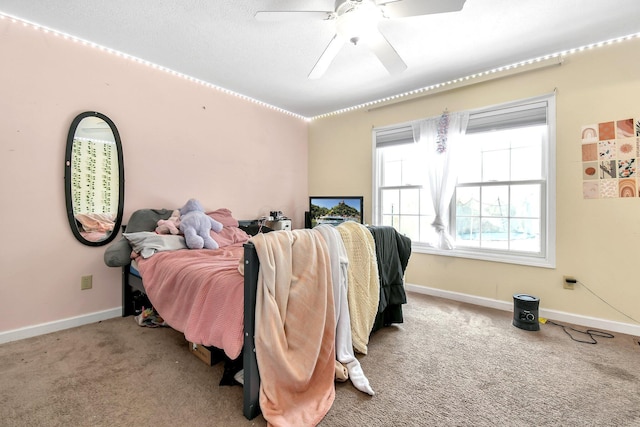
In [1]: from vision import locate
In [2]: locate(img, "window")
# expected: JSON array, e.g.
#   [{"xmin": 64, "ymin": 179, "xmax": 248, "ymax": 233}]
[
  {"xmin": 375, "ymin": 134, "xmax": 434, "ymax": 240},
  {"xmin": 373, "ymin": 94, "xmax": 556, "ymax": 267}
]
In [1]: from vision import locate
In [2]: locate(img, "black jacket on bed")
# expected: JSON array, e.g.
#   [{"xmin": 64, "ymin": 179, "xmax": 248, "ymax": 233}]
[{"xmin": 367, "ymin": 226, "xmax": 412, "ymax": 333}]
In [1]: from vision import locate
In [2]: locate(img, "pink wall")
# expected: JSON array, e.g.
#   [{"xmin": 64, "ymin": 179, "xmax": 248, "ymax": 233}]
[{"xmin": 0, "ymin": 19, "xmax": 308, "ymax": 333}]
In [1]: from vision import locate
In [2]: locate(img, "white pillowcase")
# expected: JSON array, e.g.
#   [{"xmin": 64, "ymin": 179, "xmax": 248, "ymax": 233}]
[{"xmin": 123, "ymin": 232, "xmax": 187, "ymax": 259}]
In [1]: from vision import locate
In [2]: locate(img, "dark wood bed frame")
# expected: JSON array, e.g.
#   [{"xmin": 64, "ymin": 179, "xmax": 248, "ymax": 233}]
[
  {"xmin": 120, "ymin": 226, "xmax": 407, "ymax": 421},
  {"xmin": 121, "ymin": 242, "xmax": 262, "ymax": 420},
  {"xmin": 241, "ymin": 242, "xmax": 261, "ymax": 419}
]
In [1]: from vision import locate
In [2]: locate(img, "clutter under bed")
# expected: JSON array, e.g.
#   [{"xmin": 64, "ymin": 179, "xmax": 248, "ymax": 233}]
[{"xmin": 104, "ymin": 202, "xmax": 411, "ymax": 425}]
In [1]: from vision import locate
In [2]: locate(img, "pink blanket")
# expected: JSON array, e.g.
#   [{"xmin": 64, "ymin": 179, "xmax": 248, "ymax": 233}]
[
  {"xmin": 252, "ymin": 230, "xmax": 336, "ymax": 427},
  {"xmin": 136, "ymin": 243, "xmax": 246, "ymax": 359}
]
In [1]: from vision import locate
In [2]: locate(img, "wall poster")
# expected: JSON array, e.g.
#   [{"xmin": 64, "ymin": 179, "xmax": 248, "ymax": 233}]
[{"xmin": 581, "ymin": 118, "xmax": 640, "ymax": 199}]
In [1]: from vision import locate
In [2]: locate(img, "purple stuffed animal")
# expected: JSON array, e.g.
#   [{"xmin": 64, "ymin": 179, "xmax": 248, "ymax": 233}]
[{"xmin": 178, "ymin": 199, "xmax": 223, "ymax": 249}]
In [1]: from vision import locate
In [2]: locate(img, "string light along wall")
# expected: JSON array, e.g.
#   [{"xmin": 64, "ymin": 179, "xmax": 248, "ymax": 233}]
[
  {"xmin": 2, "ymin": 12, "xmax": 639, "ymax": 122},
  {"xmin": 0, "ymin": 12, "xmax": 307, "ymax": 121},
  {"xmin": 313, "ymin": 33, "xmax": 640, "ymax": 120}
]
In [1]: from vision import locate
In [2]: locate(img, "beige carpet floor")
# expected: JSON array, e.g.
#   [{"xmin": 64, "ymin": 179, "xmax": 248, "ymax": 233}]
[{"xmin": 1, "ymin": 292, "xmax": 639, "ymax": 426}]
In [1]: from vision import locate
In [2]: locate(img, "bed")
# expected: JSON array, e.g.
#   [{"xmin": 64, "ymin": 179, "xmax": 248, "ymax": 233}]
[{"xmin": 104, "ymin": 207, "xmax": 411, "ymax": 423}]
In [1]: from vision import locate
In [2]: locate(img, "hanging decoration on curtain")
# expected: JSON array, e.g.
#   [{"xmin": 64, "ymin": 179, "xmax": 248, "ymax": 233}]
[
  {"xmin": 436, "ymin": 110, "xmax": 450, "ymax": 153},
  {"xmin": 71, "ymin": 138, "xmax": 118, "ymax": 215}
]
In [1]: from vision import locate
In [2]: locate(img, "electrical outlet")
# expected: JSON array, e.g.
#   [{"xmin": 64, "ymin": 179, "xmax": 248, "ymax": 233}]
[
  {"xmin": 563, "ymin": 275, "xmax": 575, "ymax": 290},
  {"xmin": 81, "ymin": 275, "xmax": 93, "ymax": 290}
]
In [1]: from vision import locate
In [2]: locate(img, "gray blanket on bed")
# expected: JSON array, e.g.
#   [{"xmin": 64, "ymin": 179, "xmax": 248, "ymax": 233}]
[{"xmin": 103, "ymin": 208, "xmax": 173, "ymax": 267}]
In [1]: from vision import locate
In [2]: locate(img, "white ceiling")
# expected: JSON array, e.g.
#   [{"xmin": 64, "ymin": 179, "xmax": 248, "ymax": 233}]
[{"xmin": 2, "ymin": 0, "xmax": 640, "ymax": 118}]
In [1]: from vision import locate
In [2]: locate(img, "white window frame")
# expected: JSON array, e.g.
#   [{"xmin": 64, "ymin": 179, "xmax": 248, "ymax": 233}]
[{"xmin": 372, "ymin": 94, "xmax": 556, "ymax": 268}]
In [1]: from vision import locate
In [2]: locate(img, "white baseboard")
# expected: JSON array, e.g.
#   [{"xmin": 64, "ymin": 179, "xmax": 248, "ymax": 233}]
[
  {"xmin": 0, "ymin": 307, "xmax": 122, "ymax": 345},
  {"xmin": 406, "ymin": 283, "xmax": 640, "ymax": 337},
  {"xmin": 3, "ymin": 287, "xmax": 638, "ymax": 345}
]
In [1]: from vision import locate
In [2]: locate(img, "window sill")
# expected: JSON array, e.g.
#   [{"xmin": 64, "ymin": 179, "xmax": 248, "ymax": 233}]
[{"xmin": 411, "ymin": 244, "xmax": 555, "ymax": 268}]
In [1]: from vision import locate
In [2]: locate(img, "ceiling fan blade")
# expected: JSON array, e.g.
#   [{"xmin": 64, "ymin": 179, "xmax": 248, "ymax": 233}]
[
  {"xmin": 308, "ymin": 35, "xmax": 345, "ymax": 79},
  {"xmin": 254, "ymin": 11, "xmax": 334, "ymax": 22},
  {"xmin": 255, "ymin": 0, "xmax": 336, "ymax": 21},
  {"xmin": 366, "ymin": 30, "xmax": 407, "ymax": 75},
  {"xmin": 375, "ymin": 0, "xmax": 466, "ymax": 19}
]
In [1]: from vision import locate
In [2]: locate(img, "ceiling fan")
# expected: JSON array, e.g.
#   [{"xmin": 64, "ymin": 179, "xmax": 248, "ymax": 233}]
[{"xmin": 255, "ymin": 0, "xmax": 467, "ymax": 79}]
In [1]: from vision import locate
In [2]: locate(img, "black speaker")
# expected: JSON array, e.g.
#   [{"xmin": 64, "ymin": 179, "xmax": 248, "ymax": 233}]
[
  {"xmin": 304, "ymin": 211, "xmax": 311, "ymax": 229},
  {"xmin": 512, "ymin": 294, "xmax": 540, "ymax": 331}
]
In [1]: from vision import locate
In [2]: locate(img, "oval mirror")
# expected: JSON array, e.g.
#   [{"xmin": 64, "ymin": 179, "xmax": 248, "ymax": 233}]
[{"xmin": 64, "ymin": 111, "xmax": 124, "ymax": 246}]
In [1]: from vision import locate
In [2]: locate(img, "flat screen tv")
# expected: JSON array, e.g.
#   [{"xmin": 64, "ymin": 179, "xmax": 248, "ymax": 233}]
[{"xmin": 309, "ymin": 196, "xmax": 363, "ymax": 228}]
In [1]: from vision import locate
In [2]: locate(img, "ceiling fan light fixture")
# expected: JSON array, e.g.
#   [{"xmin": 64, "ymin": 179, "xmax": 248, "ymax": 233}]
[
  {"xmin": 260, "ymin": 0, "xmax": 468, "ymax": 79},
  {"xmin": 336, "ymin": 1, "xmax": 381, "ymax": 45}
]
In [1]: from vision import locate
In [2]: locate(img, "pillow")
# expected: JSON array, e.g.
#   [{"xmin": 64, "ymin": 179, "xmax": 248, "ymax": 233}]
[
  {"xmin": 104, "ymin": 239, "xmax": 133, "ymax": 267},
  {"xmin": 206, "ymin": 208, "xmax": 239, "ymax": 228},
  {"xmin": 103, "ymin": 209, "xmax": 173, "ymax": 267},
  {"xmin": 206, "ymin": 208, "xmax": 250, "ymax": 247},
  {"xmin": 123, "ymin": 232, "xmax": 187, "ymax": 259},
  {"xmin": 210, "ymin": 227, "xmax": 250, "ymax": 248},
  {"xmin": 126, "ymin": 209, "xmax": 174, "ymax": 233}
]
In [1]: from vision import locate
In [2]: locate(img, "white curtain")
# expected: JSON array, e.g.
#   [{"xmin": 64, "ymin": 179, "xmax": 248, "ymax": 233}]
[{"xmin": 412, "ymin": 111, "xmax": 469, "ymax": 249}]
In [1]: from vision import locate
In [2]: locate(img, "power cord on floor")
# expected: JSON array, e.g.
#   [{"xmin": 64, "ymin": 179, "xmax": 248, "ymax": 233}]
[
  {"xmin": 546, "ymin": 320, "xmax": 614, "ymax": 344},
  {"xmin": 545, "ymin": 278, "xmax": 640, "ymax": 344}
]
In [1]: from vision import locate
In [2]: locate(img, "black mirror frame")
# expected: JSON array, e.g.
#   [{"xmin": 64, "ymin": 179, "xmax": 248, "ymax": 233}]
[{"xmin": 64, "ymin": 111, "xmax": 125, "ymax": 247}]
